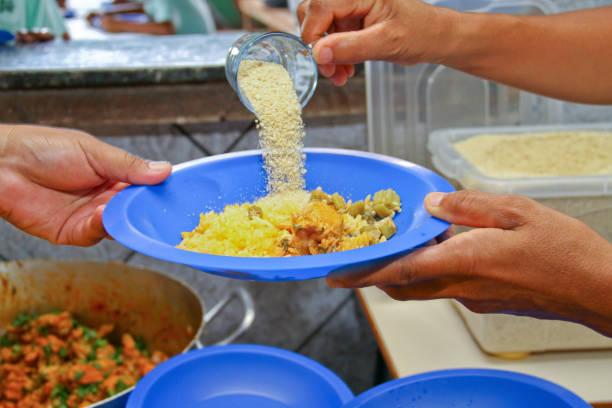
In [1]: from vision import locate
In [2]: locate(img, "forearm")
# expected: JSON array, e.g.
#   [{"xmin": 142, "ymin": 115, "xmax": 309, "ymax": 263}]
[
  {"xmin": 103, "ymin": 19, "xmax": 174, "ymax": 35},
  {"xmin": 435, "ymin": 6, "xmax": 612, "ymax": 104},
  {"xmin": 572, "ymin": 240, "xmax": 612, "ymax": 336},
  {"xmin": 104, "ymin": 2, "xmax": 144, "ymax": 14}
]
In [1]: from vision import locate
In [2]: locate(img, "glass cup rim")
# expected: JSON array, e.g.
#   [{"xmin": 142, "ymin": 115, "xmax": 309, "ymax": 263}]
[{"xmin": 230, "ymin": 31, "xmax": 318, "ymax": 114}]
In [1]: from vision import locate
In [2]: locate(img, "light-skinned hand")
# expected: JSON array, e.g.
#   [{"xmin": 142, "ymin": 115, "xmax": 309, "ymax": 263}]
[
  {"xmin": 0, "ymin": 125, "xmax": 172, "ymax": 246},
  {"xmin": 328, "ymin": 190, "xmax": 612, "ymax": 336}
]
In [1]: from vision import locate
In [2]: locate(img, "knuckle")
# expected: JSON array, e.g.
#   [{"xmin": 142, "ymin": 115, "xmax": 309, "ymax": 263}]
[
  {"xmin": 379, "ymin": 286, "xmax": 404, "ymax": 301},
  {"xmin": 297, "ymin": 0, "xmax": 308, "ymax": 21},
  {"xmin": 309, "ymin": 0, "xmax": 325, "ymax": 13},
  {"xmin": 496, "ymin": 194, "xmax": 534, "ymax": 228},
  {"xmin": 123, "ymin": 151, "xmax": 143, "ymax": 170},
  {"xmin": 459, "ymin": 300, "xmax": 486, "ymax": 314}
]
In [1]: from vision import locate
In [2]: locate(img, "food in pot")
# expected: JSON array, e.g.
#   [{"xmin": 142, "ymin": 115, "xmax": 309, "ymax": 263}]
[
  {"xmin": 178, "ymin": 188, "xmax": 401, "ymax": 257},
  {"xmin": 0, "ymin": 311, "xmax": 168, "ymax": 408}
]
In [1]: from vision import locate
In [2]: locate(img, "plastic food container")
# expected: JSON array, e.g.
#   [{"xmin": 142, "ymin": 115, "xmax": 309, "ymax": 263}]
[
  {"xmin": 428, "ymin": 122, "xmax": 612, "ymax": 354},
  {"xmin": 366, "ymin": 0, "xmax": 612, "ymax": 168},
  {"xmin": 225, "ymin": 32, "xmax": 318, "ymax": 114}
]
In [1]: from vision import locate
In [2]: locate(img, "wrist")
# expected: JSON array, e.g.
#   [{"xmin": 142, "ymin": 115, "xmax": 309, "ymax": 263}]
[{"xmin": 574, "ymin": 240, "xmax": 612, "ymax": 336}]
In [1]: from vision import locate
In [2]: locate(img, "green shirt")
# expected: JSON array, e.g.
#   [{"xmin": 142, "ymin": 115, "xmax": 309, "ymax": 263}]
[
  {"xmin": 0, "ymin": 0, "xmax": 67, "ymax": 36},
  {"xmin": 143, "ymin": 0, "xmax": 216, "ymax": 34}
]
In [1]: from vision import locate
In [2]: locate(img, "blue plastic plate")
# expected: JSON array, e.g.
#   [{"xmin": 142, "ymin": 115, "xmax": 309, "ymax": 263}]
[
  {"xmin": 126, "ymin": 344, "xmax": 354, "ymax": 408},
  {"xmin": 103, "ymin": 148, "xmax": 454, "ymax": 281},
  {"xmin": 344, "ymin": 369, "xmax": 591, "ymax": 408},
  {"xmin": 0, "ymin": 30, "xmax": 14, "ymax": 44}
]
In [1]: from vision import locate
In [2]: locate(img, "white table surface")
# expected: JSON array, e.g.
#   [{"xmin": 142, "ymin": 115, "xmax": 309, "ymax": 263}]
[{"xmin": 357, "ymin": 287, "xmax": 612, "ymax": 405}]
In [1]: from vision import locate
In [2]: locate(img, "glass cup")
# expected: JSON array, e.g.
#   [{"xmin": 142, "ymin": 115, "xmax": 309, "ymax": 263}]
[{"xmin": 225, "ymin": 32, "xmax": 318, "ymax": 114}]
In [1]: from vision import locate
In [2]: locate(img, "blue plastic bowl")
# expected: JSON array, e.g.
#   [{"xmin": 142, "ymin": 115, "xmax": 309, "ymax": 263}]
[
  {"xmin": 126, "ymin": 344, "xmax": 354, "ymax": 408},
  {"xmin": 0, "ymin": 30, "xmax": 14, "ymax": 44},
  {"xmin": 103, "ymin": 148, "xmax": 453, "ymax": 281},
  {"xmin": 344, "ymin": 369, "xmax": 591, "ymax": 408}
]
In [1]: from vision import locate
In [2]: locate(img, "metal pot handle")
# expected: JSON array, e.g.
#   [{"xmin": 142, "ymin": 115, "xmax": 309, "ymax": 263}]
[{"xmin": 194, "ymin": 287, "xmax": 255, "ymax": 348}]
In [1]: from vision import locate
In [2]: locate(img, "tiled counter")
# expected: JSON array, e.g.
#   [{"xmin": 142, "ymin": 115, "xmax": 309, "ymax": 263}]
[{"xmin": 0, "ymin": 34, "xmax": 365, "ymax": 127}]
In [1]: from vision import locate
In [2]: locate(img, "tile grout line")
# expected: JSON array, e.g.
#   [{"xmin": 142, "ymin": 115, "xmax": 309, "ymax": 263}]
[
  {"xmin": 294, "ymin": 291, "xmax": 354, "ymax": 354},
  {"xmin": 223, "ymin": 119, "xmax": 256, "ymax": 153},
  {"xmin": 122, "ymin": 251, "xmax": 137, "ymax": 264},
  {"xmin": 172, "ymin": 123, "xmax": 213, "ymax": 157}
]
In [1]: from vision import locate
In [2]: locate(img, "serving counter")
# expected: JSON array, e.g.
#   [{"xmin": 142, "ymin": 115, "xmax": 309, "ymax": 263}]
[
  {"xmin": 0, "ymin": 33, "xmax": 365, "ymax": 128},
  {"xmin": 357, "ymin": 287, "xmax": 612, "ymax": 407}
]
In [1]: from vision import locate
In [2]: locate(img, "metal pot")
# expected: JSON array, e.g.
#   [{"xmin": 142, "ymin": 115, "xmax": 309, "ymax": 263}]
[{"xmin": 0, "ymin": 260, "xmax": 255, "ymax": 408}]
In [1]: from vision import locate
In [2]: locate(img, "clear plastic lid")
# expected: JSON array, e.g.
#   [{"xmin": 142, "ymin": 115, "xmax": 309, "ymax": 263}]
[
  {"xmin": 428, "ymin": 123, "xmax": 612, "ymax": 198},
  {"xmin": 225, "ymin": 32, "xmax": 318, "ymax": 114}
]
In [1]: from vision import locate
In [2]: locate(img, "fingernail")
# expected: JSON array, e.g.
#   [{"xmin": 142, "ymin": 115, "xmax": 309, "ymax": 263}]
[
  {"xmin": 427, "ymin": 192, "xmax": 445, "ymax": 207},
  {"xmin": 318, "ymin": 46, "xmax": 333, "ymax": 64},
  {"xmin": 148, "ymin": 161, "xmax": 170, "ymax": 171}
]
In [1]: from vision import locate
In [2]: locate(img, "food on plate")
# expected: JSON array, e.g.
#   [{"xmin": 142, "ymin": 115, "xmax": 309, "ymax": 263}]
[
  {"xmin": 178, "ymin": 188, "xmax": 401, "ymax": 257},
  {"xmin": 454, "ymin": 131, "xmax": 612, "ymax": 178},
  {"xmin": 0, "ymin": 311, "xmax": 167, "ymax": 408},
  {"xmin": 185, "ymin": 60, "xmax": 401, "ymax": 258}
]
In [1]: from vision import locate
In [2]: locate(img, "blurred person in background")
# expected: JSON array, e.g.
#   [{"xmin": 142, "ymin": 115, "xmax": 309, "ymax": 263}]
[
  {"xmin": 87, "ymin": 0, "xmax": 216, "ymax": 35},
  {"xmin": 0, "ymin": 0, "xmax": 69, "ymax": 43}
]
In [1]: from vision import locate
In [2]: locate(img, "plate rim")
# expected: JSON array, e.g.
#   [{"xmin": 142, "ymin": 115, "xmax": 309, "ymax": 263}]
[
  {"xmin": 103, "ymin": 148, "xmax": 453, "ymax": 279},
  {"xmin": 343, "ymin": 368, "xmax": 591, "ymax": 407},
  {"xmin": 125, "ymin": 344, "xmax": 354, "ymax": 407}
]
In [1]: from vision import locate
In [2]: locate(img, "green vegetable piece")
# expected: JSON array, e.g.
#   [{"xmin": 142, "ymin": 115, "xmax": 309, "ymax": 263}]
[
  {"xmin": 363, "ymin": 209, "xmax": 376, "ymax": 224},
  {"xmin": 247, "ymin": 205, "xmax": 263, "ymax": 219},
  {"xmin": 76, "ymin": 383, "xmax": 99, "ymax": 398},
  {"xmin": 80, "ymin": 325, "xmax": 97, "ymax": 341},
  {"xmin": 281, "ymin": 238, "xmax": 290, "ymax": 253},
  {"xmin": 58, "ymin": 347, "xmax": 68, "ymax": 358},
  {"xmin": 112, "ymin": 347, "xmax": 123, "ymax": 364},
  {"xmin": 373, "ymin": 203, "xmax": 394, "ymax": 218},
  {"xmin": 43, "ymin": 344, "xmax": 52, "ymax": 358},
  {"xmin": 310, "ymin": 188, "xmax": 331, "ymax": 203},
  {"xmin": 74, "ymin": 370, "xmax": 84, "ymax": 380},
  {"xmin": 12, "ymin": 344, "xmax": 21, "ymax": 356},
  {"xmin": 87, "ymin": 348, "xmax": 97, "ymax": 362},
  {"xmin": 115, "ymin": 380, "xmax": 129, "ymax": 393},
  {"xmin": 12, "ymin": 312, "xmax": 33, "ymax": 328},
  {"xmin": 376, "ymin": 218, "xmax": 397, "ymax": 239},
  {"xmin": 93, "ymin": 338, "xmax": 108, "ymax": 348},
  {"xmin": 373, "ymin": 189, "xmax": 401, "ymax": 212},
  {"xmin": 51, "ymin": 384, "xmax": 70, "ymax": 402},
  {"xmin": 331, "ymin": 193, "xmax": 346, "ymax": 211},
  {"xmin": 0, "ymin": 334, "xmax": 14, "ymax": 347},
  {"xmin": 360, "ymin": 225, "xmax": 381, "ymax": 242},
  {"xmin": 134, "ymin": 335, "xmax": 147, "ymax": 352},
  {"xmin": 347, "ymin": 200, "xmax": 365, "ymax": 217}
]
